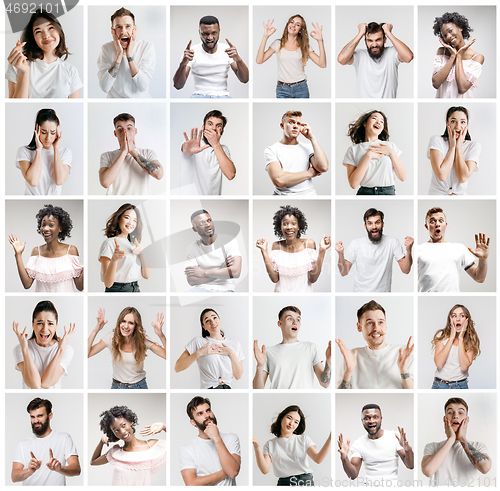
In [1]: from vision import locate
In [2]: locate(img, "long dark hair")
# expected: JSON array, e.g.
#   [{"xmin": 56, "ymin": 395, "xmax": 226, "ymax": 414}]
[
  {"xmin": 26, "ymin": 109, "xmax": 60, "ymax": 151},
  {"xmin": 104, "ymin": 204, "xmax": 142, "ymax": 243},
  {"xmin": 112, "ymin": 307, "xmax": 148, "ymax": 369},
  {"xmin": 21, "ymin": 10, "xmax": 71, "ymax": 61},
  {"xmin": 200, "ymin": 308, "xmax": 225, "ymax": 338},
  {"xmin": 30, "ymin": 300, "xmax": 59, "ymax": 341},
  {"xmin": 348, "ymin": 110, "xmax": 389, "ymax": 144},
  {"xmin": 270, "ymin": 405, "xmax": 306, "ymax": 437},
  {"xmin": 440, "ymin": 106, "xmax": 471, "ymax": 141}
]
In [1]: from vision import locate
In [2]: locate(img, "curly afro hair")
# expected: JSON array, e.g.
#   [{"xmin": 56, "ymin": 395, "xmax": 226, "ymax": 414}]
[
  {"xmin": 433, "ymin": 12, "xmax": 472, "ymax": 40},
  {"xmin": 273, "ymin": 205, "xmax": 308, "ymax": 239},
  {"xmin": 99, "ymin": 406, "xmax": 139, "ymax": 443},
  {"xmin": 36, "ymin": 204, "xmax": 73, "ymax": 241}
]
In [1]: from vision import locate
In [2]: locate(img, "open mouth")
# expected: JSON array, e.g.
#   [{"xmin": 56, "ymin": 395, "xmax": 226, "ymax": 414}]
[
  {"xmin": 291, "ymin": 327, "xmax": 298, "ymax": 331},
  {"xmin": 39, "ymin": 333, "xmax": 51, "ymax": 340}
]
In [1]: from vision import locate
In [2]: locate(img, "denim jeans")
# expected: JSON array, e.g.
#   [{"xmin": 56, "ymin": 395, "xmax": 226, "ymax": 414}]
[
  {"xmin": 276, "ymin": 80, "xmax": 310, "ymax": 99},
  {"xmin": 357, "ymin": 185, "xmax": 396, "ymax": 195},
  {"xmin": 191, "ymin": 94, "xmax": 231, "ymax": 99},
  {"xmin": 277, "ymin": 473, "xmax": 314, "ymax": 486},
  {"xmin": 111, "ymin": 378, "xmax": 148, "ymax": 389},
  {"xmin": 105, "ymin": 281, "xmax": 140, "ymax": 292},
  {"xmin": 432, "ymin": 378, "xmax": 468, "ymax": 389}
]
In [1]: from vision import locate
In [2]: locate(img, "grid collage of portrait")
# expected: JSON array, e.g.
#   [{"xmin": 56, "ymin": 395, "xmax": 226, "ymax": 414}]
[{"xmin": 1, "ymin": 0, "xmax": 498, "ymax": 488}]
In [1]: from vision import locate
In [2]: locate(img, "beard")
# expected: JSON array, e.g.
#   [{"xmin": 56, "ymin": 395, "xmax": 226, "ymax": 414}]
[
  {"xmin": 364, "ymin": 422, "xmax": 382, "ymax": 437},
  {"xmin": 201, "ymin": 37, "xmax": 219, "ymax": 51},
  {"xmin": 194, "ymin": 415, "xmax": 218, "ymax": 432},
  {"xmin": 367, "ymin": 226, "xmax": 383, "ymax": 243},
  {"xmin": 31, "ymin": 418, "xmax": 50, "ymax": 436},
  {"xmin": 368, "ymin": 43, "xmax": 385, "ymax": 60}
]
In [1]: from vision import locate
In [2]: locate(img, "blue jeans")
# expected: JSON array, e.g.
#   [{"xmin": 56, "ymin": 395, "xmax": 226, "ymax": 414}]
[
  {"xmin": 276, "ymin": 80, "xmax": 310, "ymax": 98},
  {"xmin": 277, "ymin": 473, "xmax": 314, "ymax": 486},
  {"xmin": 105, "ymin": 281, "xmax": 140, "ymax": 292},
  {"xmin": 111, "ymin": 378, "xmax": 148, "ymax": 389},
  {"xmin": 191, "ymin": 94, "xmax": 231, "ymax": 99},
  {"xmin": 432, "ymin": 378, "xmax": 468, "ymax": 389}
]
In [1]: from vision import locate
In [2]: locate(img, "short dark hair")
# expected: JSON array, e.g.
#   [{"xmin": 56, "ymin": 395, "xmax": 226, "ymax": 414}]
[
  {"xmin": 190, "ymin": 209, "xmax": 210, "ymax": 223},
  {"xmin": 187, "ymin": 396, "xmax": 211, "ymax": 420},
  {"xmin": 362, "ymin": 403, "xmax": 381, "ymax": 414},
  {"xmin": 445, "ymin": 397, "xmax": 468, "ymax": 413},
  {"xmin": 111, "ymin": 7, "xmax": 135, "ymax": 24},
  {"xmin": 27, "ymin": 398, "xmax": 52, "ymax": 414},
  {"xmin": 425, "ymin": 207, "xmax": 445, "ymax": 223},
  {"xmin": 366, "ymin": 22, "xmax": 385, "ymax": 37},
  {"xmin": 363, "ymin": 208, "xmax": 384, "ymax": 224},
  {"xmin": 203, "ymin": 110, "xmax": 227, "ymax": 130},
  {"xmin": 199, "ymin": 15, "xmax": 219, "ymax": 27},
  {"xmin": 357, "ymin": 300, "xmax": 385, "ymax": 322},
  {"xmin": 433, "ymin": 12, "xmax": 472, "ymax": 40},
  {"xmin": 278, "ymin": 305, "xmax": 301, "ymax": 322},
  {"xmin": 113, "ymin": 113, "xmax": 135, "ymax": 127},
  {"xmin": 99, "ymin": 406, "xmax": 139, "ymax": 443},
  {"xmin": 271, "ymin": 405, "xmax": 306, "ymax": 437},
  {"xmin": 36, "ymin": 204, "xmax": 73, "ymax": 241},
  {"xmin": 273, "ymin": 205, "xmax": 308, "ymax": 239}
]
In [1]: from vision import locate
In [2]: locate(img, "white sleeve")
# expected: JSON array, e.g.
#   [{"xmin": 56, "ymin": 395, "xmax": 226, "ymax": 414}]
[
  {"xmin": 16, "ymin": 146, "xmax": 32, "ymax": 168},
  {"xmin": 99, "ymin": 151, "xmax": 112, "ymax": 170},
  {"xmin": 234, "ymin": 340, "xmax": 245, "ymax": 361},
  {"xmin": 59, "ymin": 344, "xmax": 74, "ymax": 374},
  {"xmin": 423, "ymin": 441, "xmax": 437, "ymax": 456},
  {"xmin": 392, "ymin": 238, "xmax": 406, "ymax": 262},
  {"xmin": 142, "ymin": 148, "xmax": 159, "ymax": 162},
  {"xmin": 63, "ymin": 433, "xmax": 78, "ymax": 458},
  {"xmin": 349, "ymin": 438, "xmax": 362, "ymax": 459},
  {"xmin": 185, "ymin": 242, "xmax": 198, "ymax": 267},
  {"xmin": 311, "ymin": 343, "xmax": 321, "ymax": 366},
  {"xmin": 5, "ymin": 62, "xmax": 19, "ymax": 83},
  {"xmin": 223, "ymin": 433, "xmax": 241, "ymax": 456},
  {"xmin": 427, "ymin": 135, "xmax": 445, "ymax": 160},
  {"xmin": 179, "ymin": 444, "xmax": 196, "ymax": 471},
  {"xmin": 185, "ymin": 337, "xmax": 201, "ymax": 355},
  {"xmin": 13, "ymin": 441, "xmax": 25, "ymax": 465},
  {"xmin": 98, "ymin": 239, "xmax": 114, "ymax": 260},
  {"xmin": 13, "ymin": 344, "xmax": 24, "ymax": 371},
  {"xmin": 389, "ymin": 141, "xmax": 402, "ymax": 157},
  {"xmin": 225, "ymin": 238, "xmax": 241, "ymax": 258},
  {"xmin": 262, "ymin": 440, "xmax": 271, "ymax": 456},
  {"xmin": 60, "ymin": 147, "xmax": 73, "ymax": 169},
  {"xmin": 97, "ymin": 44, "xmax": 116, "ymax": 93},
  {"xmin": 344, "ymin": 241, "xmax": 356, "ymax": 265},
  {"xmin": 68, "ymin": 64, "xmax": 83, "ymax": 95},
  {"xmin": 462, "ymin": 245, "xmax": 476, "ymax": 269},
  {"xmin": 343, "ymin": 145, "xmax": 358, "ymax": 167},
  {"xmin": 131, "ymin": 43, "xmax": 156, "ymax": 93},
  {"xmin": 465, "ymin": 141, "xmax": 481, "ymax": 167},
  {"xmin": 264, "ymin": 145, "xmax": 279, "ymax": 168}
]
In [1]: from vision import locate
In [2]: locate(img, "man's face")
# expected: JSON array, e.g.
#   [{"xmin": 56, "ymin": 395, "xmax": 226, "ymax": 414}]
[
  {"xmin": 190, "ymin": 403, "xmax": 218, "ymax": 431},
  {"xmin": 357, "ymin": 310, "xmax": 387, "ymax": 350},
  {"xmin": 364, "ymin": 215, "xmax": 384, "ymax": 243},
  {"xmin": 365, "ymin": 30, "xmax": 385, "ymax": 60},
  {"xmin": 203, "ymin": 116, "xmax": 224, "ymax": 144},
  {"xmin": 114, "ymin": 120, "xmax": 137, "ymax": 141},
  {"xmin": 425, "ymin": 212, "xmax": 447, "ymax": 243},
  {"xmin": 199, "ymin": 23, "xmax": 220, "ymax": 51},
  {"xmin": 280, "ymin": 116, "xmax": 302, "ymax": 140},
  {"xmin": 362, "ymin": 408, "xmax": 383, "ymax": 437},
  {"xmin": 445, "ymin": 403, "xmax": 468, "ymax": 434},
  {"xmin": 112, "ymin": 16, "xmax": 136, "ymax": 50},
  {"xmin": 30, "ymin": 407, "xmax": 51, "ymax": 436},
  {"xmin": 278, "ymin": 310, "xmax": 301, "ymax": 338},
  {"xmin": 192, "ymin": 213, "xmax": 215, "ymax": 238}
]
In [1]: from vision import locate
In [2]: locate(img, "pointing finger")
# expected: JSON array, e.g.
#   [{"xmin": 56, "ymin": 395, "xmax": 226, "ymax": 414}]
[
  {"xmin": 186, "ymin": 40, "xmax": 192, "ymax": 50},
  {"xmin": 225, "ymin": 38, "xmax": 234, "ymax": 47}
]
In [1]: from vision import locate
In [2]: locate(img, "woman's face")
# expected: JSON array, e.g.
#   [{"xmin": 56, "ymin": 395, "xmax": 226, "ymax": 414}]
[
  {"xmin": 450, "ymin": 307, "xmax": 467, "ymax": 333},
  {"xmin": 32, "ymin": 310, "xmax": 57, "ymax": 347},
  {"xmin": 281, "ymin": 214, "xmax": 299, "ymax": 240},
  {"xmin": 118, "ymin": 208, "xmax": 137, "ymax": 236},
  {"xmin": 202, "ymin": 311, "xmax": 221, "ymax": 335},
  {"xmin": 119, "ymin": 313, "xmax": 136, "ymax": 338},
  {"xmin": 364, "ymin": 112, "xmax": 385, "ymax": 137},
  {"xmin": 281, "ymin": 411, "xmax": 301, "ymax": 436},
  {"xmin": 39, "ymin": 121, "xmax": 58, "ymax": 149},
  {"xmin": 288, "ymin": 17, "xmax": 303, "ymax": 36},
  {"xmin": 33, "ymin": 17, "xmax": 60, "ymax": 54},
  {"xmin": 447, "ymin": 111, "xmax": 468, "ymax": 139},
  {"xmin": 110, "ymin": 417, "xmax": 134, "ymax": 442},
  {"xmin": 440, "ymin": 22, "xmax": 463, "ymax": 47},
  {"xmin": 40, "ymin": 215, "xmax": 62, "ymax": 243}
]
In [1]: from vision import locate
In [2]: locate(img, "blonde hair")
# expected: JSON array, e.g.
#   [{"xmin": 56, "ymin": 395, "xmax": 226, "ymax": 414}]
[
  {"xmin": 279, "ymin": 15, "xmax": 310, "ymax": 66},
  {"xmin": 112, "ymin": 307, "xmax": 148, "ymax": 369}
]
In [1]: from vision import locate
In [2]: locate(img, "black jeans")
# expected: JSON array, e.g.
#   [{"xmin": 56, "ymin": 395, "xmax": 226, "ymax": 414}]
[
  {"xmin": 208, "ymin": 384, "xmax": 231, "ymax": 389},
  {"xmin": 277, "ymin": 473, "xmax": 314, "ymax": 486},
  {"xmin": 357, "ymin": 185, "xmax": 395, "ymax": 195},
  {"xmin": 105, "ymin": 281, "xmax": 140, "ymax": 292}
]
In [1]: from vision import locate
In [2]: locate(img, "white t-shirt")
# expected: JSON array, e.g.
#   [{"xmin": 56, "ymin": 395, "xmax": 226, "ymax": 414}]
[
  {"xmin": 343, "ymin": 141, "xmax": 402, "ymax": 187},
  {"xmin": 263, "ymin": 341, "xmax": 321, "ymax": 389},
  {"xmin": 264, "ymin": 141, "xmax": 315, "ymax": 195},
  {"xmin": 269, "ymin": 39, "xmax": 308, "ymax": 83},
  {"xmin": 187, "ymin": 43, "xmax": 233, "ymax": 96},
  {"xmin": 16, "ymin": 146, "xmax": 72, "ymax": 195},
  {"xmin": 417, "ymin": 242, "xmax": 476, "ymax": 292},
  {"xmin": 13, "ymin": 430, "xmax": 78, "ymax": 486},
  {"xmin": 185, "ymin": 236, "xmax": 241, "ymax": 291},
  {"xmin": 434, "ymin": 339, "xmax": 469, "ymax": 381},
  {"xmin": 185, "ymin": 336, "xmax": 244, "ymax": 389},
  {"xmin": 99, "ymin": 237, "xmax": 142, "ymax": 284},
  {"xmin": 350, "ymin": 430, "xmax": 403, "ymax": 482},
  {"xmin": 423, "ymin": 440, "xmax": 488, "ymax": 485},
  {"xmin": 263, "ymin": 434, "xmax": 315, "ymax": 478},
  {"xmin": 344, "ymin": 235, "xmax": 406, "ymax": 292},
  {"xmin": 14, "ymin": 338, "xmax": 74, "ymax": 389},
  {"xmin": 352, "ymin": 46, "xmax": 401, "ymax": 98},
  {"xmin": 179, "ymin": 433, "xmax": 240, "ymax": 486},
  {"xmin": 6, "ymin": 58, "xmax": 82, "ymax": 98},
  {"xmin": 427, "ymin": 136, "xmax": 481, "ymax": 195},
  {"xmin": 337, "ymin": 344, "xmax": 413, "ymax": 389},
  {"xmin": 99, "ymin": 148, "xmax": 159, "ymax": 195},
  {"xmin": 102, "ymin": 331, "xmax": 153, "ymax": 384},
  {"xmin": 180, "ymin": 145, "xmax": 231, "ymax": 195},
  {"xmin": 97, "ymin": 40, "xmax": 155, "ymax": 98}
]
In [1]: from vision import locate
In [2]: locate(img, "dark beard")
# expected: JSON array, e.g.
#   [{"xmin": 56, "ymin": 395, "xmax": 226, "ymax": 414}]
[
  {"xmin": 364, "ymin": 422, "xmax": 382, "ymax": 437},
  {"xmin": 31, "ymin": 419, "xmax": 50, "ymax": 436},
  {"xmin": 368, "ymin": 44, "xmax": 385, "ymax": 60},
  {"xmin": 195, "ymin": 415, "xmax": 218, "ymax": 431},
  {"xmin": 202, "ymin": 37, "xmax": 219, "ymax": 51},
  {"xmin": 367, "ymin": 227, "xmax": 383, "ymax": 243}
]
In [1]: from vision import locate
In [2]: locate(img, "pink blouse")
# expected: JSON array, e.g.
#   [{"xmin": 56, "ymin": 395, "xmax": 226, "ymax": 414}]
[
  {"xmin": 433, "ymin": 54, "xmax": 482, "ymax": 99},
  {"xmin": 270, "ymin": 247, "xmax": 318, "ymax": 292}
]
